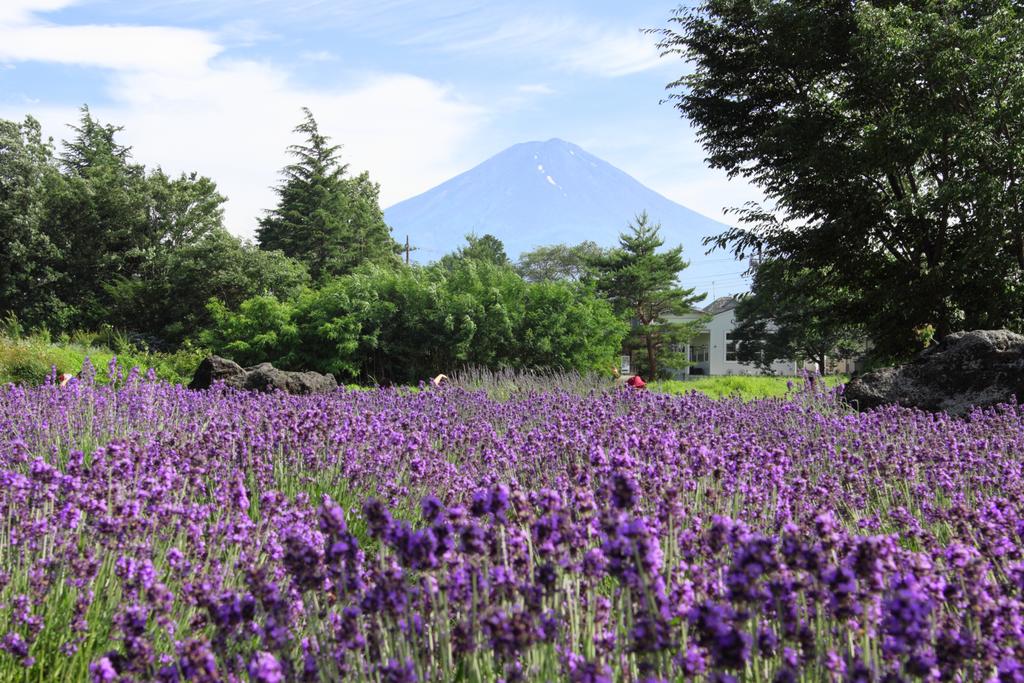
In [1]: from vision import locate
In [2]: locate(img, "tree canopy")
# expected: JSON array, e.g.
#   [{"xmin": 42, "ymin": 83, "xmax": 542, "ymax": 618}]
[
  {"xmin": 730, "ymin": 259, "xmax": 866, "ymax": 373},
  {"xmin": 0, "ymin": 116, "xmax": 65, "ymax": 329},
  {"xmin": 515, "ymin": 241, "xmax": 605, "ymax": 283},
  {"xmin": 657, "ymin": 0, "xmax": 1024, "ymax": 359},
  {"xmin": 438, "ymin": 233, "xmax": 511, "ymax": 270},
  {"xmin": 0, "ymin": 109, "xmax": 313, "ymax": 343}
]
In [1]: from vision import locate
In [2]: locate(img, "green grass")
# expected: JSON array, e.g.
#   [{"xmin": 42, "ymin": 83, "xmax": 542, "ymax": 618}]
[
  {"xmin": 651, "ymin": 374, "xmax": 847, "ymax": 400},
  {"xmin": 0, "ymin": 333, "xmax": 204, "ymax": 386}
]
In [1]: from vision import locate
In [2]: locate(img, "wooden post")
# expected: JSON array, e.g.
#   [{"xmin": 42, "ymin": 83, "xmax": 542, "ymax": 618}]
[{"xmin": 405, "ymin": 235, "xmax": 410, "ymax": 265}]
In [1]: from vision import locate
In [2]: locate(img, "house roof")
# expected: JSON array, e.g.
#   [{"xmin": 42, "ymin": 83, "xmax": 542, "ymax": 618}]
[{"xmin": 703, "ymin": 296, "xmax": 740, "ymax": 316}]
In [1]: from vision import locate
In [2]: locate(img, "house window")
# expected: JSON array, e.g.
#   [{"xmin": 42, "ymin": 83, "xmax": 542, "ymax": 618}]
[
  {"xmin": 689, "ymin": 344, "xmax": 708, "ymax": 363},
  {"xmin": 725, "ymin": 334, "xmax": 739, "ymax": 362}
]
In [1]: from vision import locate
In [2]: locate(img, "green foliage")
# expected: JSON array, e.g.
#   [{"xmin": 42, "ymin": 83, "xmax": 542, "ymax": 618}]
[
  {"xmin": 0, "ymin": 107, "xmax": 314, "ymax": 346},
  {"xmin": 47, "ymin": 106, "xmax": 157, "ymax": 330},
  {"xmin": 200, "ymin": 296, "xmax": 299, "ymax": 368},
  {"xmin": 731, "ymin": 260, "xmax": 866, "ymax": 373},
  {"xmin": 592, "ymin": 212, "xmax": 706, "ymax": 378},
  {"xmin": 438, "ymin": 233, "xmax": 511, "ymax": 270},
  {"xmin": 1, "ymin": 106, "xmax": 627, "ymax": 381},
  {"xmin": 1, "ymin": 313, "xmax": 25, "ymax": 340},
  {"xmin": 257, "ymin": 108, "xmax": 400, "ymax": 281},
  {"xmin": 0, "ymin": 116, "xmax": 70, "ymax": 329},
  {"xmin": 913, "ymin": 324, "xmax": 937, "ymax": 350},
  {"xmin": 202, "ymin": 263, "xmax": 627, "ymax": 385},
  {"xmin": 343, "ymin": 264, "xmax": 478, "ymax": 383},
  {"xmin": 148, "ymin": 169, "xmax": 226, "ymax": 248},
  {"xmin": 517, "ymin": 280, "xmax": 628, "ymax": 372},
  {"xmin": 515, "ymin": 241, "xmax": 606, "ymax": 283},
  {"xmin": 658, "ymin": 0, "xmax": 1024, "ymax": 359},
  {"xmin": 290, "ymin": 279, "xmax": 365, "ymax": 378},
  {"xmin": 105, "ymin": 228, "xmax": 310, "ymax": 344}
]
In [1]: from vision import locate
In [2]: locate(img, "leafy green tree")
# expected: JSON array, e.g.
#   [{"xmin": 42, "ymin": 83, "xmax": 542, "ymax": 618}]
[
  {"xmin": 290, "ymin": 276, "xmax": 379, "ymax": 380},
  {"xmin": 731, "ymin": 260, "xmax": 866, "ymax": 373},
  {"xmin": 340, "ymin": 265, "xmax": 475, "ymax": 384},
  {"xmin": 106, "ymin": 228, "xmax": 309, "ymax": 344},
  {"xmin": 657, "ymin": 0, "xmax": 1024, "ymax": 359},
  {"xmin": 100, "ymin": 162, "xmax": 309, "ymax": 344},
  {"xmin": 0, "ymin": 116, "xmax": 68, "ymax": 329},
  {"xmin": 440, "ymin": 258, "xmax": 524, "ymax": 367},
  {"xmin": 148, "ymin": 169, "xmax": 226, "ymax": 248},
  {"xmin": 515, "ymin": 241, "xmax": 605, "ymax": 283},
  {"xmin": 516, "ymin": 280, "xmax": 627, "ymax": 371},
  {"xmin": 200, "ymin": 295, "xmax": 299, "ymax": 368},
  {"xmin": 337, "ymin": 171, "xmax": 401, "ymax": 272},
  {"xmin": 257, "ymin": 108, "xmax": 400, "ymax": 281},
  {"xmin": 439, "ymin": 233, "xmax": 511, "ymax": 270},
  {"xmin": 592, "ymin": 212, "xmax": 706, "ymax": 379}
]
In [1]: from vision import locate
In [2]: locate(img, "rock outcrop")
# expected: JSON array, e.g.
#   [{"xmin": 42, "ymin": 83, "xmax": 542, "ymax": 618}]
[
  {"xmin": 844, "ymin": 330, "xmax": 1024, "ymax": 416},
  {"xmin": 189, "ymin": 356, "xmax": 337, "ymax": 395},
  {"xmin": 188, "ymin": 356, "xmax": 247, "ymax": 390},
  {"xmin": 242, "ymin": 362, "xmax": 338, "ymax": 395}
]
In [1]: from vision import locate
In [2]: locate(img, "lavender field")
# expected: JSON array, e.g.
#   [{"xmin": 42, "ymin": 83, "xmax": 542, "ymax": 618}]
[{"xmin": 2, "ymin": 366, "xmax": 1024, "ymax": 682}]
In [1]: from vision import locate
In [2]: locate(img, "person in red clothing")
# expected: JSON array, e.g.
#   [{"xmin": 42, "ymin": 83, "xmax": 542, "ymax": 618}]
[{"xmin": 625, "ymin": 375, "xmax": 646, "ymax": 389}]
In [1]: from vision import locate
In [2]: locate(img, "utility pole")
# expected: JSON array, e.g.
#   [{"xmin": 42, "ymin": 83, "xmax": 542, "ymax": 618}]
[{"xmin": 405, "ymin": 235, "xmax": 410, "ymax": 265}]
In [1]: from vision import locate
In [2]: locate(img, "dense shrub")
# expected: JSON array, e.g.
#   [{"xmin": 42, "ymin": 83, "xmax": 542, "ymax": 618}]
[{"xmin": 202, "ymin": 262, "xmax": 627, "ymax": 384}]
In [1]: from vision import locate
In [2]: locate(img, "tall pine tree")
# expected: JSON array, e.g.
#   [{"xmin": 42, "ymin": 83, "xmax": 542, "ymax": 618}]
[
  {"xmin": 592, "ymin": 212, "xmax": 706, "ymax": 378},
  {"xmin": 47, "ymin": 106, "xmax": 156, "ymax": 329},
  {"xmin": 257, "ymin": 109, "xmax": 399, "ymax": 281}
]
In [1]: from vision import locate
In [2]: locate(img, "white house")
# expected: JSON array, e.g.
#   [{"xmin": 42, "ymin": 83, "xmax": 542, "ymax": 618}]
[
  {"xmin": 662, "ymin": 296, "xmax": 802, "ymax": 377},
  {"xmin": 619, "ymin": 295, "xmax": 854, "ymax": 378}
]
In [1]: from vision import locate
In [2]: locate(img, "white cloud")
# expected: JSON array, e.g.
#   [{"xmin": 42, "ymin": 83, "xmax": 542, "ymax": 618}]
[
  {"xmin": 0, "ymin": 0, "xmax": 486, "ymax": 238},
  {"xmin": 0, "ymin": 23, "xmax": 221, "ymax": 74},
  {"xmin": 0, "ymin": 0, "xmax": 221, "ymax": 74},
  {"xmin": 561, "ymin": 28, "xmax": 664, "ymax": 78}
]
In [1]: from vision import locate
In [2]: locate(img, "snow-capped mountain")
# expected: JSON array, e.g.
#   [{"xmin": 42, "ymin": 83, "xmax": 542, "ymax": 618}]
[{"xmin": 384, "ymin": 138, "xmax": 749, "ymax": 296}]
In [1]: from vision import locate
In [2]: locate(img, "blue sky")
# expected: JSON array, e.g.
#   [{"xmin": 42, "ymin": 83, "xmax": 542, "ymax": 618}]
[{"xmin": 0, "ymin": 0, "xmax": 762, "ymax": 261}]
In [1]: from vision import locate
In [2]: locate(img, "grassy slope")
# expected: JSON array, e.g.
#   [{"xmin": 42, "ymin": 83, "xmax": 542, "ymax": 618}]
[
  {"xmin": 651, "ymin": 374, "xmax": 847, "ymax": 400},
  {"xmin": 0, "ymin": 335, "xmax": 202, "ymax": 386}
]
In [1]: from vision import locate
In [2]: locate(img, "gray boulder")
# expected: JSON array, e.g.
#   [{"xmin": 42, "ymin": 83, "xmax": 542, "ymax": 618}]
[
  {"xmin": 243, "ymin": 363, "xmax": 338, "ymax": 395},
  {"xmin": 189, "ymin": 356, "xmax": 337, "ymax": 395},
  {"xmin": 188, "ymin": 355, "xmax": 247, "ymax": 390},
  {"xmin": 844, "ymin": 330, "xmax": 1024, "ymax": 416}
]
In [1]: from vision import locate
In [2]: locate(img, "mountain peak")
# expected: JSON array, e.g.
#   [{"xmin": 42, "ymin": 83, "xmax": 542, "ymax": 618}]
[{"xmin": 385, "ymin": 140, "xmax": 749, "ymax": 295}]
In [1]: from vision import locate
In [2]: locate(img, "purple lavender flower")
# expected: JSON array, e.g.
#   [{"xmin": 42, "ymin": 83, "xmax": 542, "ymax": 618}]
[
  {"xmin": 377, "ymin": 658, "xmax": 417, "ymax": 682},
  {"xmin": 89, "ymin": 656, "xmax": 118, "ymax": 682},
  {"xmin": 568, "ymin": 659, "xmax": 612, "ymax": 683},
  {"xmin": 248, "ymin": 650, "xmax": 284, "ymax": 683}
]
